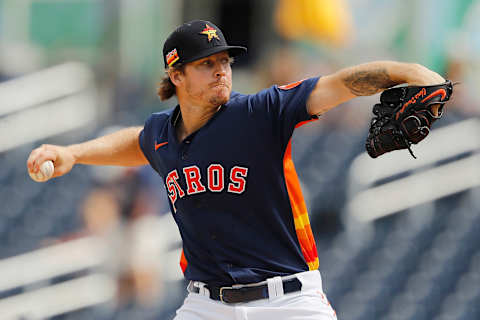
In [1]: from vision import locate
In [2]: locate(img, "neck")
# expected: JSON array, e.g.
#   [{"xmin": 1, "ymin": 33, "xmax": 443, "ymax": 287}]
[{"xmin": 176, "ymin": 103, "xmax": 220, "ymax": 141}]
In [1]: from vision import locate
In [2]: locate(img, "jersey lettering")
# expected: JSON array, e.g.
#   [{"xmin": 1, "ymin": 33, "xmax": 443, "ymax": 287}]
[
  {"xmin": 166, "ymin": 169, "xmax": 184, "ymax": 212},
  {"xmin": 183, "ymin": 165, "xmax": 207, "ymax": 195},
  {"xmin": 165, "ymin": 164, "xmax": 248, "ymax": 207},
  {"xmin": 228, "ymin": 166, "xmax": 248, "ymax": 194},
  {"xmin": 207, "ymin": 164, "xmax": 225, "ymax": 192}
]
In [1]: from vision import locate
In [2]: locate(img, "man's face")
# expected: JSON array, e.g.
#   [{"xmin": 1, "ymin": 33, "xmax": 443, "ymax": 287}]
[{"xmin": 178, "ymin": 51, "xmax": 233, "ymax": 107}]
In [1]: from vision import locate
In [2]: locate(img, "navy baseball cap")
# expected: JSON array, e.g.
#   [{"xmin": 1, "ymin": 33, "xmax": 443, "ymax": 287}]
[{"xmin": 163, "ymin": 20, "xmax": 247, "ymax": 68}]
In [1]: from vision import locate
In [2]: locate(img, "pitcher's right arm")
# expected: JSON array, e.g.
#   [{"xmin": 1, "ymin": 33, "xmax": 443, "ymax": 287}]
[{"xmin": 27, "ymin": 126, "xmax": 148, "ymax": 179}]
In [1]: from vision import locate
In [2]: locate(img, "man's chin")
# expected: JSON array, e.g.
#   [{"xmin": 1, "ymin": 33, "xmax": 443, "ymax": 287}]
[
  {"xmin": 209, "ymin": 90, "xmax": 231, "ymax": 106},
  {"xmin": 209, "ymin": 96, "xmax": 229, "ymax": 106}
]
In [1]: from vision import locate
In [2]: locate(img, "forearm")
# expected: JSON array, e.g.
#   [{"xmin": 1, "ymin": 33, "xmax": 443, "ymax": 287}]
[
  {"xmin": 307, "ymin": 61, "xmax": 445, "ymax": 115},
  {"xmin": 68, "ymin": 126, "xmax": 148, "ymax": 166},
  {"xmin": 339, "ymin": 61, "xmax": 444, "ymax": 96}
]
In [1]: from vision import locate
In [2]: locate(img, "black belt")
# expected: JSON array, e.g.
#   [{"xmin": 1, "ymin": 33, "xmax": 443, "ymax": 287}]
[{"xmin": 191, "ymin": 277, "xmax": 302, "ymax": 304}]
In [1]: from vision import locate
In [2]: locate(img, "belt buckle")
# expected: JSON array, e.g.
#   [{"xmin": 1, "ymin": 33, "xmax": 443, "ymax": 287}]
[{"xmin": 219, "ymin": 286, "xmax": 233, "ymax": 303}]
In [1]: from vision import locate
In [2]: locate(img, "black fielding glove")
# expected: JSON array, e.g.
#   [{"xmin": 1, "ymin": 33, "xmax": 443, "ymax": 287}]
[{"xmin": 366, "ymin": 80, "xmax": 454, "ymax": 158}]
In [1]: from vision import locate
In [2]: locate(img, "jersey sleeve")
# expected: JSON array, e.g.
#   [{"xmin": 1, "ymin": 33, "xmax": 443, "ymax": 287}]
[
  {"xmin": 139, "ymin": 114, "xmax": 160, "ymax": 173},
  {"xmin": 248, "ymin": 77, "xmax": 320, "ymax": 148}
]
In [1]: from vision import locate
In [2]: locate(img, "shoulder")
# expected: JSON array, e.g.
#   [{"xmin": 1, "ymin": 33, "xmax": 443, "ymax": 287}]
[
  {"xmin": 225, "ymin": 89, "xmax": 275, "ymax": 115},
  {"xmin": 225, "ymin": 77, "xmax": 320, "ymax": 111},
  {"xmin": 226, "ymin": 91, "xmax": 247, "ymax": 104},
  {"xmin": 276, "ymin": 77, "xmax": 321, "ymax": 93},
  {"xmin": 149, "ymin": 106, "xmax": 175, "ymax": 121},
  {"xmin": 226, "ymin": 87, "xmax": 276, "ymax": 106},
  {"xmin": 144, "ymin": 106, "xmax": 175, "ymax": 128},
  {"xmin": 252, "ymin": 77, "xmax": 321, "ymax": 102}
]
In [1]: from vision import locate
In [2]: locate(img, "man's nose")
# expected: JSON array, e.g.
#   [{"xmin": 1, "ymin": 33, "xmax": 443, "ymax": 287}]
[{"xmin": 215, "ymin": 62, "xmax": 227, "ymax": 77}]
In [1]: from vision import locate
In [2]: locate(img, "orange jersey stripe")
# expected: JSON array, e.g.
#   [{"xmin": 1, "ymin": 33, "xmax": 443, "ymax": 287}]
[
  {"xmin": 283, "ymin": 118, "xmax": 319, "ymax": 269},
  {"xmin": 296, "ymin": 224, "xmax": 318, "ymax": 263},
  {"xmin": 180, "ymin": 249, "xmax": 188, "ymax": 273}
]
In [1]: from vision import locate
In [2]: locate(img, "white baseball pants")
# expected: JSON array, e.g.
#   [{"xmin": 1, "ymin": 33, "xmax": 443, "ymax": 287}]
[{"xmin": 173, "ymin": 270, "xmax": 337, "ymax": 320}]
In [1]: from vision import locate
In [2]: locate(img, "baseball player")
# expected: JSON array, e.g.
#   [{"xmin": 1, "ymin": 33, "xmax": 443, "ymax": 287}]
[{"xmin": 27, "ymin": 20, "xmax": 445, "ymax": 319}]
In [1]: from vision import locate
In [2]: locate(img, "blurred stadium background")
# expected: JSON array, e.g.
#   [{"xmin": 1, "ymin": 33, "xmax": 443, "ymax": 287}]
[{"xmin": 0, "ymin": 0, "xmax": 479, "ymax": 319}]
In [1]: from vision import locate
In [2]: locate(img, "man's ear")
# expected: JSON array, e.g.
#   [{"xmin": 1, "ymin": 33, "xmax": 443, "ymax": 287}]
[{"xmin": 169, "ymin": 69, "xmax": 183, "ymax": 87}]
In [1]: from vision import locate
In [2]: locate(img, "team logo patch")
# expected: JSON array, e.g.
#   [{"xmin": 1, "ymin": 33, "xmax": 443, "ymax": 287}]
[
  {"xmin": 200, "ymin": 24, "xmax": 220, "ymax": 42},
  {"xmin": 166, "ymin": 48, "xmax": 180, "ymax": 67},
  {"xmin": 279, "ymin": 79, "xmax": 305, "ymax": 90}
]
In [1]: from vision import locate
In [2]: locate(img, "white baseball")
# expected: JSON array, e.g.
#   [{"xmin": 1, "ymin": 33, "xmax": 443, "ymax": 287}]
[{"xmin": 29, "ymin": 160, "xmax": 54, "ymax": 182}]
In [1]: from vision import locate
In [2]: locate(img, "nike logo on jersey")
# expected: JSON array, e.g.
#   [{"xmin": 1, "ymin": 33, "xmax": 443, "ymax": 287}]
[{"xmin": 155, "ymin": 141, "xmax": 168, "ymax": 150}]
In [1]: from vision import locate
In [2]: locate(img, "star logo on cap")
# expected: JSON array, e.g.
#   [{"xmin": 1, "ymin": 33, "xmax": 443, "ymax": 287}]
[{"xmin": 200, "ymin": 24, "xmax": 220, "ymax": 42}]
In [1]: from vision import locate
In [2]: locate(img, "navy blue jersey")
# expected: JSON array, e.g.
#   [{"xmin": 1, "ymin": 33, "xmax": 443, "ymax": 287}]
[{"xmin": 139, "ymin": 77, "xmax": 320, "ymax": 286}]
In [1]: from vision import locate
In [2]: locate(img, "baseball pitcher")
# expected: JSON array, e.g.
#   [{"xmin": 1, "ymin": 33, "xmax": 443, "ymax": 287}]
[{"xmin": 27, "ymin": 20, "xmax": 453, "ymax": 320}]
